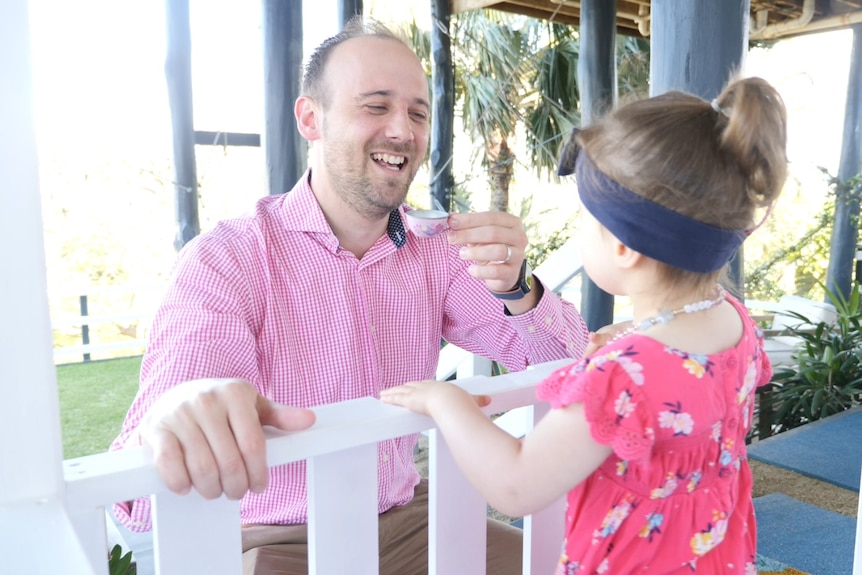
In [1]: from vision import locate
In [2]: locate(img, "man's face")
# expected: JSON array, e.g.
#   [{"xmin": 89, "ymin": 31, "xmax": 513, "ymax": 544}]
[{"xmin": 317, "ymin": 36, "xmax": 430, "ymax": 220}]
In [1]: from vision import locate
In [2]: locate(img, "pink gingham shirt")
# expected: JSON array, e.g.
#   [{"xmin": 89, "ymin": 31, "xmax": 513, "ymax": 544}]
[{"xmin": 111, "ymin": 171, "xmax": 588, "ymax": 532}]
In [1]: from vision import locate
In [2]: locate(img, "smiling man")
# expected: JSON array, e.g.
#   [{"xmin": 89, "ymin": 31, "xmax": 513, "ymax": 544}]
[{"xmin": 110, "ymin": 17, "xmax": 589, "ymax": 575}]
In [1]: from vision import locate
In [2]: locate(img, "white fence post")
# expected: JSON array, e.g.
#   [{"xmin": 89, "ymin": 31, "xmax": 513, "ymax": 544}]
[
  {"xmin": 68, "ymin": 507, "xmax": 111, "ymax": 575},
  {"xmin": 520, "ymin": 403, "xmax": 565, "ymax": 575},
  {"xmin": 307, "ymin": 444, "xmax": 379, "ymax": 574},
  {"xmin": 151, "ymin": 491, "xmax": 242, "ymax": 575},
  {"xmin": 428, "ymin": 429, "xmax": 487, "ymax": 574},
  {"xmin": 457, "ymin": 352, "xmax": 494, "ymax": 380}
]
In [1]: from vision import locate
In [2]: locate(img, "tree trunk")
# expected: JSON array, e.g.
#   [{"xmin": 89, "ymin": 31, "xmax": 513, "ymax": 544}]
[{"xmin": 489, "ymin": 139, "xmax": 514, "ymax": 213}]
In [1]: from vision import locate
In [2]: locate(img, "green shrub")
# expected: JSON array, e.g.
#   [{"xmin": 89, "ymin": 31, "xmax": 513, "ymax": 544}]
[
  {"xmin": 764, "ymin": 284, "xmax": 862, "ymax": 435},
  {"xmin": 108, "ymin": 544, "xmax": 136, "ymax": 575}
]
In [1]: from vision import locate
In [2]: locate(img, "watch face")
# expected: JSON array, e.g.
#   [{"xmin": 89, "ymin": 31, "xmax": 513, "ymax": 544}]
[{"xmin": 522, "ymin": 262, "xmax": 533, "ymax": 291}]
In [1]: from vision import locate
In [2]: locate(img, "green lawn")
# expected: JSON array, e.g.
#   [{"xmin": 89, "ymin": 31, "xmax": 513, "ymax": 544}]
[{"xmin": 57, "ymin": 356, "xmax": 142, "ymax": 459}]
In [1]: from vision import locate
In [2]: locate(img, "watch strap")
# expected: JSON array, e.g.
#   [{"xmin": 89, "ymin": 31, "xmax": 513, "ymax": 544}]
[{"xmin": 490, "ymin": 259, "xmax": 531, "ymax": 300}]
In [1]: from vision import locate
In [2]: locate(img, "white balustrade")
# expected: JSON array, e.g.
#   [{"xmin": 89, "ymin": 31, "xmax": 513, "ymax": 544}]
[{"xmin": 56, "ymin": 360, "xmax": 571, "ymax": 575}]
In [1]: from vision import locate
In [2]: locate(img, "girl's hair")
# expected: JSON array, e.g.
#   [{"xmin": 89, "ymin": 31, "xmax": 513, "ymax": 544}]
[
  {"xmin": 301, "ymin": 16, "xmax": 406, "ymax": 107},
  {"xmin": 573, "ymin": 76, "xmax": 788, "ymax": 287}
]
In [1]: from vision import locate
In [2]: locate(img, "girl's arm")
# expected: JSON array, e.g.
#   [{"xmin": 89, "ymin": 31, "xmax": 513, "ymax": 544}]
[{"xmin": 380, "ymin": 381, "xmax": 612, "ymax": 518}]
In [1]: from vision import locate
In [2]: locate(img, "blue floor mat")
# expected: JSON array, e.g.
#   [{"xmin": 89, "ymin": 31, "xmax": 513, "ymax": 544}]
[
  {"xmin": 755, "ymin": 493, "xmax": 856, "ymax": 575},
  {"xmin": 748, "ymin": 405, "xmax": 862, "ymax": 492}
]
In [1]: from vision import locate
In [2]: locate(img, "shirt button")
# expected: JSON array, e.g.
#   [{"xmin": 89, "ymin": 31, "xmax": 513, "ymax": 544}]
[
  {"xmin": 544, "ymin": 316, "xmax": 553, "ymax": 325},
  {"xmin": 369, "ymin": 325, "xmax": 376, "ymax": 334},
  {"xmin": 382, "ymin": 453, "xmax": 390, "ymax": 462},
  {"xmin": 527, "ymin": 325, "xmax": 537, "ymax": 333}
]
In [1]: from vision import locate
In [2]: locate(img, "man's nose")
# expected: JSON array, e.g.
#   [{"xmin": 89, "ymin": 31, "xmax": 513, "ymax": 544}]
[{"xmin": 385, "ymin": 109, "xmax": 415, "ymax": 143}]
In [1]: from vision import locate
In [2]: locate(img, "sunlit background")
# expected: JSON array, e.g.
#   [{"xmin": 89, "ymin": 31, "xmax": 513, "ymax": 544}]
[{"xmin": 26, "ymin": 0, "xmax": 855, "ymax": 360}]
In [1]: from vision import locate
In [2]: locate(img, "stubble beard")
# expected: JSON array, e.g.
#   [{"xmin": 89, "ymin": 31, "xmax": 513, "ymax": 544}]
[{"xmin": 322, "ymin": 138, "xmax": 417, "ymax": 221}]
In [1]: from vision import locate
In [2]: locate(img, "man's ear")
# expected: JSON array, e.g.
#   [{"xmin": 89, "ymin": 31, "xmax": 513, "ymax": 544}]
[{"xmin": 295, "ymin": 95, "xmax": 321, "ymax": 141}]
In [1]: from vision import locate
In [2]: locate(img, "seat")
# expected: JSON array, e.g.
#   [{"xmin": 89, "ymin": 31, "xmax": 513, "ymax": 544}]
[{"xmin": 746, "ymin": 295, "xmax": 838, "ymax": 367}]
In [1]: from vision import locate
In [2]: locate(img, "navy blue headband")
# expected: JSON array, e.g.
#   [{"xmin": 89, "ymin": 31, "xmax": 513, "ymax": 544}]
[{"xmin": 575, "ymin": 151, "xmax": 745, "ymax": 273}]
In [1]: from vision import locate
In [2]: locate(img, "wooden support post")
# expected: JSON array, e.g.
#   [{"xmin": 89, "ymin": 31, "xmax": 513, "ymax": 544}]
[
  {"xmin": 262, "ymin": 0, "xmax": 305, "ymax": 195},
  {"xmin": 428, "ymin": 429, "xmax": 487, "ymax": 574},
  {"xmin": 164, "ymin": 0, "xmax": 200, "ymax": 250},
  {"xmin": 339, "ymin": 0, "xmax": 363, "ymax": 26},
  {"xmin": 151, "ymin": 491, "xmax": 242, "ymax": 574},
  {"xmin": 827, "ymin": 25, "xmax": 862, "ymax": 301},
  {"xmin": 430, "ymin": 0, "xmax": 455, "ymax": 212},
  {"xmin": 578, "ymin": 0, "xmax": 617, "ymax": 332},
  {"xmin": 651, "ymin": 0, "xmax": 748, "ymax": 298}
]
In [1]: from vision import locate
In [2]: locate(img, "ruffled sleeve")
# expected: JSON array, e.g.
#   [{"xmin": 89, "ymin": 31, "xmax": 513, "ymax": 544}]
[
  {"xmin": 537, "ymin": 348, "xmax": 655, "ymax": 462},
  {"xmin": 733, "ymin": 294, "xmax": 773, "ymax": 388},
  {"xmin": 755, "ymin": 323, "xmax": 773, "ymax": 388}
]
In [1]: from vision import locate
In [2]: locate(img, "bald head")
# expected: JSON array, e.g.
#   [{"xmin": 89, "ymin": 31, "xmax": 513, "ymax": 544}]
[{"xmin": 302, "ymin": 17, "xmax": 413, "ymax": 109}]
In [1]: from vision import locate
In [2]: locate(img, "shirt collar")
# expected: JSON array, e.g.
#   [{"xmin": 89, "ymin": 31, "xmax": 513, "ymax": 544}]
[{"xmin": 281, "ymin": 169, "xmax": 406, "ymax": 249}]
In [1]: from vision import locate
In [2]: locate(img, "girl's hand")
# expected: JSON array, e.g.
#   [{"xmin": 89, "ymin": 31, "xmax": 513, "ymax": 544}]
[
  {"xmin": 583, "ymin": 331, "xmax": 611, "ymax": 356},
  {"xmin": 583, "ymin": 320, "xmax": 633, "ymax": 355},
  {"xmin": 380, "ymin": 380, "xmax": 490, "ymax": 416}
]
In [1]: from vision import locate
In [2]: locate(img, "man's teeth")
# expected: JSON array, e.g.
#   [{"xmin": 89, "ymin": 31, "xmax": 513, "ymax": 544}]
[{"xmin": 372, "ymin": 153, "xmax": 405, "ymax": 166}]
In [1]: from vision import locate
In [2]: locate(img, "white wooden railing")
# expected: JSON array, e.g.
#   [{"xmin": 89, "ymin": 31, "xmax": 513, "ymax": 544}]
[{"xmin": 62, "ymin": 359, "xmax": 572, "ymax": 575}]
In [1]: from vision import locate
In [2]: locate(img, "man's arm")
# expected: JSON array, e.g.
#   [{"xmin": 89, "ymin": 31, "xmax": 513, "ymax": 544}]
[
  {"xmin": 112, "ymin": 234, "xmax": 315, "ymax": 507},
  {"xmin": 442, "ymin": 211, "xmax": 589, "ymax": 369}
]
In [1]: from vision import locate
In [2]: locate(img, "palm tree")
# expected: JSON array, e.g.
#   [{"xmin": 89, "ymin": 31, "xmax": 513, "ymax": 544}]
[
  {"xmin": 452, "ymin": 11, "xmax": 650, "ymax": 213},
  {"xmin": 405, "ymin": 11, "xmax": 649, "ymax": 213},
  {"xmin": 451, "ymin": 12, "xmax": 576, "ymax": 212}
]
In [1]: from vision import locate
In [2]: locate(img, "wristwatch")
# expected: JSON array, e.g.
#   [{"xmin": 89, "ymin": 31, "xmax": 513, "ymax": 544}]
[{"xmin": 491, "ymin": 259, "xmax": 533, "ymax": 300}]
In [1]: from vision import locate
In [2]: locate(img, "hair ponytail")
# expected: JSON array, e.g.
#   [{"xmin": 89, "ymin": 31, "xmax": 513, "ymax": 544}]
[{"xmin": 713, "ymin": 77, "xmax": 788, "ymax": 209}]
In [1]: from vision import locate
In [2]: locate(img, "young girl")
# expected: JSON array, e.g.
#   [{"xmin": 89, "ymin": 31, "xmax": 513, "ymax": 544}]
[{"xmin": 380, "ymin": 76, "xmax": 787, "ymax": 574}]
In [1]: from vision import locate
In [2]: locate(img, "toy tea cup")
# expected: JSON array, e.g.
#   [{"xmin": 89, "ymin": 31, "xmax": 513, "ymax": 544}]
[{"xmin": 404, "ymin": 209, "xmax": 450, "ymax": 238}]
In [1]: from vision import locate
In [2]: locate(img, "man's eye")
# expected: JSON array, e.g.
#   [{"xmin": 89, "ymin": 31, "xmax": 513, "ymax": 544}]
[{"xmin": 367, "ymin": 105, "xmax": 387, "ymax": 113}]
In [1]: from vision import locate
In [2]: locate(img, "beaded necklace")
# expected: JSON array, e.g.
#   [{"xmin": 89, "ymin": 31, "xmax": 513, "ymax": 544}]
[{"xmin": 611, "ymin": 286, "xmax": 727, "ymax": 342}]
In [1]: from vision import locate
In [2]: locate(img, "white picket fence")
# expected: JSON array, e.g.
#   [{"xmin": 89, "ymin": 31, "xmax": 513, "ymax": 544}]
[{"xmin": 49, "ymin": 284, "xmax": 167, "ymax": 362}]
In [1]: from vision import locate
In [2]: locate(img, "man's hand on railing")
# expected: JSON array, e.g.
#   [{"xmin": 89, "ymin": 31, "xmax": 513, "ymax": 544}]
[{"xmin": 136, "ymin": 378, "xmax": 315, "ymax": 500}]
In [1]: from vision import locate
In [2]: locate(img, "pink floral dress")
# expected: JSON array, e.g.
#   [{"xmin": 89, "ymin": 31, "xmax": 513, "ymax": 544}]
[{"xmin": 536, "ymin": 296, "xmax": 770, "ymax": 574}]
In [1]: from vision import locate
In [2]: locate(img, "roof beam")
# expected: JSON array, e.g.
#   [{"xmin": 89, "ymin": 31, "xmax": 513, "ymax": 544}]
[{"xmin": 451, "ymin": 0, "xmax": 501, "ymax": 14}]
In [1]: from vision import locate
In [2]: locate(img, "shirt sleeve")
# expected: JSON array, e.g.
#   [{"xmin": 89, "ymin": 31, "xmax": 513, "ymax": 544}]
[
  {"xmin": 109, "ymin": 230, "xmax": 261, "ymax": 532},
  {"xmin": 441, "ymin": 250, "xmax": 589, "ymax": 372},
  {"xmin": 536, "ymin": 350, "xmax": 655, "ymax": 462}
]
